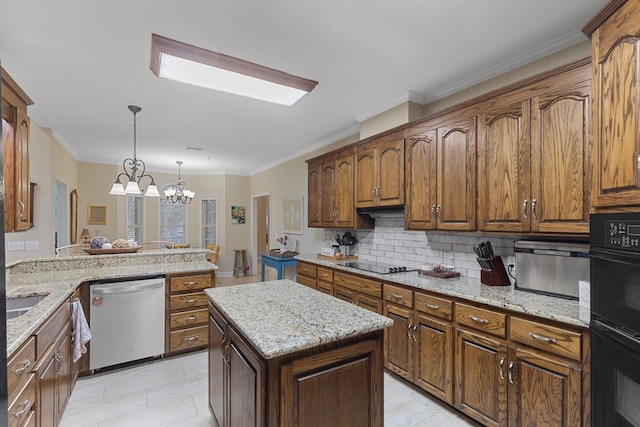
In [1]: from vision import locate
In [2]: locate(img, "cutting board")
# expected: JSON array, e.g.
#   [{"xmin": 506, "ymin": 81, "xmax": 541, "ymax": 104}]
[{"xmin": 418, "ymin": 269, "xmax": 460, "ymax": 279}]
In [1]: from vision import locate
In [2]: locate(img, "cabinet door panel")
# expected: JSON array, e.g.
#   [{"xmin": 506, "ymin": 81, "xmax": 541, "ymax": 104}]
[
  {"xmin": 14, "ymin": 110, "xmax": 30, "ymax": 231},
  {"xmin": 355, "ymin": 147, "xmax": 376, "ymax": 207},
  {"xmin": 307, "ymin": 162, "xmax": 322, "ymax": 227},
  {"xmin": 531, "ymin": 78, "xmax": 590, "ymax": 233},
  {"xmin": 455, "ymin": 329, "xmax": 507, "ymax": 427},
  {"xmin": 377, "ymin": 138, "xmax": 404, "ymax": 206},
  {"xmin": 335, "ymin": 154, "xmax": 355, "ymax": 227},
  {"xmin": 208, "ymin": 314, "xmax": 225, "ymax": 427},
  {"xmin": 414, "ymin": 314, "xmax": 453, "ymax": 404},
  {"xmin": 478, "ymin": 98, "xmax": 531, "ymax": 232},
  {"xmin": 437, "ymin": 117, "xmax": 476, "ymax": 230},
  {"xmin": 383, "ymin": 304, "xmax": 413, "ymax": 380},
  {"xmin": 511, "ymin": 348, "xmax": 582, "ymax": 427},
  {"xmin": 228, "ymin": 329, "xmax": 262, "ymax": 427},
  {"xmin": 321, "ymin": 163, "xmax": 336, "ymax": 225},
  {"xmin": 405, "ymin": 127, "xmax": 437, "ymax": 230}
]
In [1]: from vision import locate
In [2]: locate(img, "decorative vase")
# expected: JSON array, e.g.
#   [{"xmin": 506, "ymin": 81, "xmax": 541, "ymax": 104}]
[{"xmin": 280, "ymin": 244, "xmax": 286, "ymax": 254}]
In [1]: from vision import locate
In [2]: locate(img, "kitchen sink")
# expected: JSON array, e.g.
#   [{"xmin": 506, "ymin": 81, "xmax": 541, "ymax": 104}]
[{"xmin": 6, "ymin": 295, "xmax": 47, "ymax": 319}]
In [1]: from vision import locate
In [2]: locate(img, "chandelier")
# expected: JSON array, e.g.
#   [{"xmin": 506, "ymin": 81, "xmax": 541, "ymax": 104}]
[
  {"xmin": 164, "ymin": 161, "xmax": 195, "ymax": 204},
  {"xmin": 109, "ymin": 105, "xmax": 160, "ymax": 197}
]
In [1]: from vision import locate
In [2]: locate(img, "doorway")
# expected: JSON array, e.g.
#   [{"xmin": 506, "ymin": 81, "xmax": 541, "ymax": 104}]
[
  {"xmin": 252, "ymin": 193, "xmax": 270, "ymax": 278},
  {"xmin": 53, "ymin": 178, "xmax": 68, "ymax": 251}
]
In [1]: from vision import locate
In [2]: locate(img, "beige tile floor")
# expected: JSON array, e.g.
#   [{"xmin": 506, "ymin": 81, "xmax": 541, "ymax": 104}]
[{"xmin": 59, "ymin": 273, "xmax": 480, "ymax": 427}]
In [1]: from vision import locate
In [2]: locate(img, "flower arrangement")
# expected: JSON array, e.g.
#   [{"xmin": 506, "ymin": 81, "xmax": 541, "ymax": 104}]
[{"xmin": 276, "ymin": 235, "xmax": 289, "ymax": 246}]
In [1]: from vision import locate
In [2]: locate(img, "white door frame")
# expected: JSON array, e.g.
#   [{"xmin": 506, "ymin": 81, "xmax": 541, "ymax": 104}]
[{"xmin": 251, "ymin": 192, "xmax": 270, "ymax": 276}]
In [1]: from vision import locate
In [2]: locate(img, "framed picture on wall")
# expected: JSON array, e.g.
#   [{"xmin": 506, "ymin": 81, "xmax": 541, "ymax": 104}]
[
  {"xmin": 283, "ymin": 196, "xmax": 303, "ymax": 235},
  {"xmin": 231, "ymin": 205, "xmax": 246, "ymax": 224},
  {"xmin": 87, "ymin": 205, "xmax": 107, "ymax": 225}
]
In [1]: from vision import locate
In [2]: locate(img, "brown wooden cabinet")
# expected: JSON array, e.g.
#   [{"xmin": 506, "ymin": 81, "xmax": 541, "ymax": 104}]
[
  {"xmin": 355, "ymin": 131, "xmax": 405, "ymax": 208},
  {"xmin": 7, "ymin": 336, "xmax": 36, "ymax": 427},
  {"xmin": 166, "ymin": 271, "xmax": 214, "ymax": 355},
  {"xmin": 333, "ymin": 270, "xmax": 383, "ymax": 314},
  {"xmin": 584, "ymin": 0, "xmax": 640, "ymax": 209},
  {"xmin": 1, "ymin": 67, "xmax": 33, "ymax": 232},
  {"xmin": 478, "ymin": 62, "xmax": 591, "ymax": 233},
  {"xmin": 405, "ymin": 109, "xmax": 477, "ymax": 231},
  {"xmin": 307, "ymin": 149, "xmax": 374, "ymax": 229},
  {"xmin": 208, "ymin": 300, "xmax": 384, "ymax": 426},
  {"xmin": 295, "ymin": 261, "xmax": 317, "ymax": 290}
]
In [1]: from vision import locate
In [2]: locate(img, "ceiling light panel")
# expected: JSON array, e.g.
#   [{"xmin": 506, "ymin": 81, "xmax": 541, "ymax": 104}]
[{"xmin": 150, "ymin": 34, "xmax": 318, "ymax": 107}]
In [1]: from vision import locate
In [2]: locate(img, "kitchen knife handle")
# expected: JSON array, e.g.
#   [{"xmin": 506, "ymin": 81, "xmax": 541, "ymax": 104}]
[{"xmin": 523, "ymin": 199, "xmax": 528, "ymax": 219}]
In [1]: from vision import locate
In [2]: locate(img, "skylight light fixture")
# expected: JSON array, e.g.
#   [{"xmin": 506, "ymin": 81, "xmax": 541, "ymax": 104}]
[{"xmin": 150, "ymin": 34, "xmax": 318, "ymax": 107}]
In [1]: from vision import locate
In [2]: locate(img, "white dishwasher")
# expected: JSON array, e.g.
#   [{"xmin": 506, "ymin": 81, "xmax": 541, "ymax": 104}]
[{"xmin": 90, "ymin": 276, "xmax": 165, "ymax": 370}]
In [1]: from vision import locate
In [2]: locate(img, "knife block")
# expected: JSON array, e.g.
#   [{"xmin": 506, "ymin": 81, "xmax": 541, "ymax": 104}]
[{"xmin": 480, "ymin": 256, "xmax": 511, "ymax": 286}]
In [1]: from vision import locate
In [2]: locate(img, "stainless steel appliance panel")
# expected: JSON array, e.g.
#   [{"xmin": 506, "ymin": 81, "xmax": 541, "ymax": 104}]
[{"xmin": 514, "ymin": 240, "xmax": 589, "ymax": 299}]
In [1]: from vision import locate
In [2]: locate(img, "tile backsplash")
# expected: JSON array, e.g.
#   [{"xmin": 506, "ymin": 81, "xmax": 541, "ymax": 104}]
[{"xmin": 325, "ymin": 216, "xmax": 521, "ymax": 282}]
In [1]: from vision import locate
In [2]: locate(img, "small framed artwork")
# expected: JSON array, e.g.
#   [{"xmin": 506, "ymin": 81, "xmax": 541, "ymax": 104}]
[
  {"xmin": 283, "ymin": 196, "xmax": 303, "ymax": 235},
  {"xmin": 87, "ymin": 205, "xmax": 107, "ymax": 225},
  {"xmin": 231, "ymin": 205, "xmax": 246, "ymax": 224}
]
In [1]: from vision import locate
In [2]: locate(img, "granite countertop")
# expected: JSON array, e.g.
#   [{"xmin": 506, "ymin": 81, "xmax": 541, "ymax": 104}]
[
  {"xmin": 6, "ymin": 249, "xmax": 217, "ymax": 357},
  {"xmin": 205, "ymin": 279, "xmax": 393, "ymax": 359},
  {"xmin": 295, "ymin": 253, "xmax": 590, "ymax": 328}
]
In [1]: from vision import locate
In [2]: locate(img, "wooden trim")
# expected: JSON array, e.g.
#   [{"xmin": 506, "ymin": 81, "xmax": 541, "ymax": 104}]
[
  {"xmin": 582, "ymin": 0, "xmax": 629, "ymax": 37},
  {"xmin": 0, "ymin": 67, "xmax": 34, "ymax": 106}
]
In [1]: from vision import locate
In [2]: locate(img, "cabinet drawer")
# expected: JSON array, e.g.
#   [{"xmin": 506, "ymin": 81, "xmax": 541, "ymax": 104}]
[
  {"xmin": 170, "ymin": 292, "xmax": 209, "ymax": 310},
  {"xmin": 333, "ymin": 285, "xmax": 355, "ymax": 304},
  {"xmin": 169, "ymin": 325, "xmax": 209, "ymax": 352},
  {"xmin": 297, "ymin": 275, "xmax": 316, "ymax": 290},
  {"xmin": 334, "ymin": 271, "xmax": 382, "ymax": 298},
  {"xmin": 35, "ymin": 299, "xmax": 71, "ymax": 359},
  {"xmin": 357, "ymin": 294, "xmax": 383, "ymax": 314},
  {"xmin": 170, "ymin": 308, "xmax": 209, "ymax": 329},
  {"xmin": 8, "ymin": 372, "xmax": 35, "ymax": 427},
  {"xmin": 455, "ymin": 303, "xmax": 506, "ymax": 338},
  {"xmin": 296, "ymin": 262, "xmax": 317, "ymax": 279},
  {"xmin": 415, "ymin": 293, "xmax": 453, "ymax": 321},
  {"xmin": 317, "ymin": 282, "xmax": 332, "ymax": 295},
  {"xmin": 170, "ymin": 274, "xmax": 212, "ymax": 293},
  {"xmin": 510, "ymin": 317, "xmax": 582, "ymax": 361},
  {"xmin": 7, "ymin": 336, "xmax": 35, "ymax": 396},
  {"xmin": 383, "ymin": 284, "xmax": 413, "ymax": 308},
  {"xmin": 317, "ymin": 267, "xmax": 334, "ymax": 284}
]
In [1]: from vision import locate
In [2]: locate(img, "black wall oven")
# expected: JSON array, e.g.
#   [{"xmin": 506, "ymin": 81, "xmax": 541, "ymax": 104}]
[{"xmin": 591, "ymin": 213, "xmax": 640, "ymax": 426}]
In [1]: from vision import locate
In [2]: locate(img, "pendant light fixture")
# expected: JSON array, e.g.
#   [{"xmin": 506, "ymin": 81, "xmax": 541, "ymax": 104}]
[
  {"xmin": 164, "ymin": 161, "xmax": 195, "ymax": 204},
  {"xmin": 109, "ymin": 105, "xmax": 160, "ymax": 197}
]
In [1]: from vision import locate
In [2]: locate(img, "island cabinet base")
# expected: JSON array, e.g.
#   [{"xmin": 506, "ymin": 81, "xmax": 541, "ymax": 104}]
[{"xmin": 208, "ymin": 303, "xmax": 384, "ymax": 427}]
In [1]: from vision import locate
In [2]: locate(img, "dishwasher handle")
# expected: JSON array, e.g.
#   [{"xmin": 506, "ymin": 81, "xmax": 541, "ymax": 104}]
[{"xmin": 92, "ymin": 281, "xmax": 163, "ymax": 295}]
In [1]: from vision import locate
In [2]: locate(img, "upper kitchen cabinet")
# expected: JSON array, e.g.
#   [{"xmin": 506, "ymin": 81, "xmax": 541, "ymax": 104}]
[
  {"xmin": 405, "ymin": 109, "xmax": 477, "ymax": 231},
  {"xmin": 477, "ymin": 61, "xmax": 591, "ymax": 234},
  {"xmin": 584, "ymin": 0, "xmax": 640, "ymax": 209},
  {"xmin": 1, "ymin": 68, "xmax": 33, "ymax": 232},
  {"xmin": 306, "ymin": 148, "xmax": 374, "ymax": 229},
  {"xmin": 355, "ymin": 131, "xmax": 405, "ymax": 208}
]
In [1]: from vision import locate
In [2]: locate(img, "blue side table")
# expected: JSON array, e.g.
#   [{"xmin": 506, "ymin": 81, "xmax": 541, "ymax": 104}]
[{"xmin": 261, "ymin": 253, "xmax": 297, "ymax": 281}]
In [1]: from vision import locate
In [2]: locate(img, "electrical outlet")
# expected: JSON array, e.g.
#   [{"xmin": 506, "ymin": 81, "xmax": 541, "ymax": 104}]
[
  {"xmin": 26, "ymin": 241, "xmax": 39, "ymax": 250},
  {"xmin": 8, "ymin": 241, "xmax": 25, "ymax": 251}
]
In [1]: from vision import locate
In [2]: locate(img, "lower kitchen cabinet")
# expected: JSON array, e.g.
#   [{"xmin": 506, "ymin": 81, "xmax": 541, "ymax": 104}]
[
  {"xmin": 334, "ymin": 271, "xmax": 383, "ymax": 314},
  {"xmin": 166, "ymin": 271, "xmax": 214, "ymax": 355},
  {"xmin": 295, "ymin": 261, "xmax": 317, "ymax": 290}
]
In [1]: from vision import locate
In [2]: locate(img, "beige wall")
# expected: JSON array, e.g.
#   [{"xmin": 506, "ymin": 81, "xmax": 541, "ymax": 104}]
[{"xmin": 360, "ymin": 101, "xmax": 424, "ymax": 139}]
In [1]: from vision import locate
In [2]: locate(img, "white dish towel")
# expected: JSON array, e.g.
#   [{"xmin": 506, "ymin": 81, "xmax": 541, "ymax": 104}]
[{"xmin": 72, "ymin": 299, "xmax": 92, "ymax": 363}]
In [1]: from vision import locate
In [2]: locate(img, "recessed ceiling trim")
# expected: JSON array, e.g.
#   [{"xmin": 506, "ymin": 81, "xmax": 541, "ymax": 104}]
[{"xmin": 150, "ymin": 33, "xmax": 318, "ymax": 106}]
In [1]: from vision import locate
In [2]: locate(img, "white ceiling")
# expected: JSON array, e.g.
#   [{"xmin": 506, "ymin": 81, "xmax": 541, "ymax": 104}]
[{"xmin": 0, "ymin": 0, "xmax": 606, "ymax": 176}]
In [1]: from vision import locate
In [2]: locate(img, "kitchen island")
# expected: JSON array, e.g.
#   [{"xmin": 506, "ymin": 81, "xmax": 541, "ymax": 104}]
[{"xmin": 205, "ymin": 279, "xmax": 393, "ymax": 427}]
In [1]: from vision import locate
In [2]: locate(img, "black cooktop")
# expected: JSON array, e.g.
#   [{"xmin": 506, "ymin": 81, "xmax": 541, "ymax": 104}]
[{"xmin": 344, "ymin": 261, "xmax": 418, "ymax": 274}]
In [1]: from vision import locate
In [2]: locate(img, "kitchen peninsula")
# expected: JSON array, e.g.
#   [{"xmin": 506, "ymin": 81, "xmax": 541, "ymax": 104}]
[{"xmin": 205, "ymin": 279, "xmax": 393, "ymax": 427}]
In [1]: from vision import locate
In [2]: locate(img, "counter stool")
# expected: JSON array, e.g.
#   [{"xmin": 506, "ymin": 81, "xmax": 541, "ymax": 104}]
[{"xmin": 233, "ymin": 249, "xmax": 249, "ymax": 277}]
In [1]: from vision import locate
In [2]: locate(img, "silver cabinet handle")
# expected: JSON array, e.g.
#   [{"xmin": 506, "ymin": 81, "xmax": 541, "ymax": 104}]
[
  {"xmin": 183, "ymin": 336, "xmax": 200, "ymax": 341},
  {"xmin": 14, "ymin": 359, "xmax": 30, "ymax": 375},
  {"xmin": 220, "ymin": 334, "xmax": 227, "ymax": 361},
  {"xmin": 407, "ymin": 324, "xmax": 412, "ymax": 339},
  {"xmin": 528, "ymin": 331, "xmax": 557, "ymax": 344},
  {"xmin": 508, "ymin": 360, "xmax": 515, "ymax": 384},
  {"xmin": 18, "ymin": 200, "xmax": 25, "ymax": 219},
  {"xmin": 13, "ymin": 400, "xmax": 30, "ymax": 419},
  {"xmin": 531, "ymin": 199, "xmax": 537, "ymax": 219},
  {"xmin": 499, "ymin": 357, "xmax": 505, "ymax": 380},
  {"xmin": 431, "ymin": 204, "xmax": 436, "ymax": 217},
  {"xmin": 391, "ymin": 293, "xmax": 404, "ymax": 300},
  {"xmin": 469, "ymin": 315, "xmax": 489, "ymax": 324},
  {"xmin": 412, "ymin": 325, "xmax": 417, "ymax": 342},
  {"xmin": 185, "ymin": 315, "xmax": 199, "ymax": 322},
  {"xmin": 425, "ymin": 303, "xmax": 440, "ymax": 310},
  {"xmin": 183, "ymin": 281, "xmax": 200, "ymax": 286},
  {"xmin": 372, "ymin": 187, "xmax": 376, "ymax": 198},
  {"xmin": 184, "ymin": 298, "xmax": 199, "ymax": 303},
  {"xmin": 436, "ymin": 205, "xmax": 441, "ymax": 218},
  {"xmin": 523, "ymin": 199, "xmax": 528, "ymax": 219}
]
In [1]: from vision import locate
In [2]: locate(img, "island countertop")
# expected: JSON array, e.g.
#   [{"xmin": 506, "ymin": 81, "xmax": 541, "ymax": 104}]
[{"xmin": 205, "ymin": 279, "xmax": 393, "ymax": 359}]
